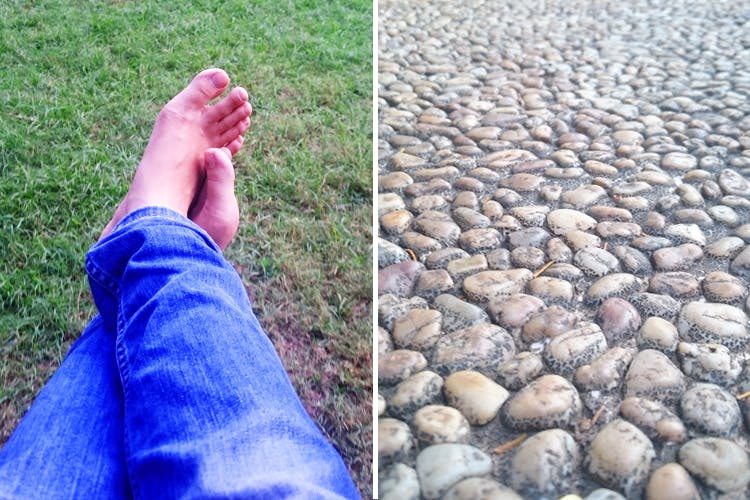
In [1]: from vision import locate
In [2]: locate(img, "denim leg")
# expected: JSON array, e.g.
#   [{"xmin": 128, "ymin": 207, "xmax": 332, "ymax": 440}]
[
  {"xmin": 0, "ymin": 315, "xmax": 130, "ymax": 499},
  {"xmin": 86, "ymin": 207, "xmax": 358, "ymax": 499}
]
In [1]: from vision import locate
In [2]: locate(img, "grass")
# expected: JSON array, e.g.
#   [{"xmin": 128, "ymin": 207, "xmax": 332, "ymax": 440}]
[{"xmin": 0, "ymin": 0, "xmax": 372, "ymax": 495}]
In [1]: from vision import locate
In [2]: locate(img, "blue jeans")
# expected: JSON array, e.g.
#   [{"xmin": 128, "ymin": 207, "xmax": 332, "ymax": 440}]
[{"xmin": 0, "ymin": 208, "xmax": 358, "ymax": 499}]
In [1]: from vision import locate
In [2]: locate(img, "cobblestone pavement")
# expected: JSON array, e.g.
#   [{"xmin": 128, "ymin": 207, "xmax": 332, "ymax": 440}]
[{"xmin": 377, "ymin": 1, "xmax": 750, "ymax": 498}]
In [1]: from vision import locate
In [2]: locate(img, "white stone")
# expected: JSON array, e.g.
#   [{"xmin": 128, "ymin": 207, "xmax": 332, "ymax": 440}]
[
  {"xmin": 416, "ymin": 444, "xmax": 493, "ymax": 499},
  {"xmin": 413, "ymin": 404, "xmax": 471, "ymax": 445},
  {"xmin": 502, "ymin": 374, "xmax": 582, "ymax": 431},
  {"xmin": 547, "ymin": 209, "xmax": 597, "ymax": 235},
  {"xmin": 679, "ymin": 438, "xmax": 750, "ymax": 493},
  {"xmin": 587, "ymin": 419, "xmax": 655, "ymax": 496},
  {"xmin": 389, "ymin": 370, "xmax": 444, "ymax": 419},
  {"xmin": 677, "ymin": 301, "xmax": 749, "ymax": 350},
  {"xmin": 379, "ymin": 463, "xmax": 420, "ymax": 500},
  {"xmin": 646, "ymin": 463, "xmax": 700, "ymax": 500},
  {"xmin": 379, "ymin": 418, "xmax": 414, "ymax": 463},
  {"xmin": 443, "ymin": 370, "xmax": 509, "ymax": 425},
  {"xmin": 624, "ymin": 349, "xmax": 685, "ymax": 403},
  {"xmin": 443, "ymin": 477, "xmax": 522, "ymax": 500},
  {"xmin": 509, "ymin": 429, "xmax": 580, "ymax": 497}
]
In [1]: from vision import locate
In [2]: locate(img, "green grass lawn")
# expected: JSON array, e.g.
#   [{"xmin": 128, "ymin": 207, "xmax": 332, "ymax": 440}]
[{"xmin": 0, "ymin": 0, "xmax": 372, "ymax": 494}]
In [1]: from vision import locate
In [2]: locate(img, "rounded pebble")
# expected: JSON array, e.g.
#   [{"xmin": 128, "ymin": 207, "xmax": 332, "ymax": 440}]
[
  {"xmin": 679, "ymin": 438, "xmax": 750, "ymax": 494},
  {"xmin": 648, "ymin": 272, "xmax": 700, "ymax": 298},
  {"xmin": 544, "ymin": 323, "xmax": 608, "ymax": 375},
  {"xmin": 502, "ymin": 374, "xmax": 582, "ymax": 431},
  {"xmin": 705, "ymin": 236, "xmax": 745, "ymax": 259},
  {"xmin": 379, "ymin": 418, "xmax": 414, "ymax": 464},
  {"xmin": 637, "ymin": 316, "xmax": 679, "ymax": 353},
  {"xmin": 497, "ymin": 352, "xmax": 545, "ymax": 390},
  {"xmin": 586, "ymin": 273, "xmax": 646, "ymax": 305},
  {"xmin": 584, "ymin": 489, "xmax": 625, "ymax": 500},
  {"xmin": 389, "ymin": 370, "xmax": 444, "ymax": 419},
  {"xmin": 702, "ymin": 270, "xmax": 747, "ymax": 304},
  {"xmin": 443, "ymin": 370, "xmax": 509, "ymax": 425},
  {"xmin": 624, "ymin": 349, "xmax": 685, "ymax": 404},
  {"xmin": 432, "ymin": 323, "xmax": 516, "ymax": 376},
  {"xmin": 413, "ymin": 404, "xmax": 471, "ymax": 445},
  {"xmin": 463, "ymin": 269, "xmax": 534, "ymax": 302},
  {"xmin": 522, "ymin": 305, "xmax": 579, "ymax": 343},
  {"xmin": 595, "ymin": 298, "xmax": 641, "ymax": 344},
  {"xmin": 574, "ymin": 247, "xmax": 621, "ymax": 277},
  {"xmin": 619, "ymin": 396, "xmax": 686, "ymax": 443},
  {"xmin": 416, "ymin": 444, "xmax": 493, "ymax": 499},
  {"xmin": 509, "ymin": 429, "xmax": 580, "ymax": 497},
  {"xmin": 392, "ymin": 308, "xmax": 443, "ymax": 350},
  {"xmin": 434, "ymin": 294, "xmax": 490, "ymax": 333},
  {"xmin": 730, "ymin": 246, "xmax": 750, "ymax": 277},
  {"xmin": 677, "ymin": 342, "xmax": 741, "ymax": 385},
  {"xmin": 379, "ymin": 349, "xmax": 428, "ymax": 386},
  {"xmin": 378, "ymin": 260, "xmax": 424, "ymax": 297},
  {"xmin": 443, "ymin": 478, "xmax": 522, "ymax": 500},
  {"xmin": 680, "ymin": 383, "xmax": 740, "ymax": 437},
  {"xmin": 575, "ymin": 347, "xmax": 636, "ymax": 392},
  {"xmin": 677, "ymin": 302, "xmax": 750, "ymax": 350},
  {"xmin": 645, "ymin": 463, "xmax": 700, "ymax": 500},
  {"xmin": 652, "ymin": 244, "xmax": 703, "ymax": 271},
  {"xmin": 379, "ymin": 463, "xmax": 420, "ymax": 500},
  {"xmin": 487, "ymin": 293, "xmax": 546, "ymax": 330},
  {"xmin": 630, "ymin": 292, "xmax": 681, "ymax": 320},
  {"xmin": 547, "ymin": 209, "xmax": 597, "ymax": 235},
  {"xmin": 586, "ymin": 419, "xmax": 655, "ymax": 497}
]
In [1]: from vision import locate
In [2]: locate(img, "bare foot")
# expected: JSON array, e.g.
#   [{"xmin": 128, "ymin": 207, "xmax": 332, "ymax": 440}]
[
  {"xmin": 189, "ymin": 147, "xmax": 240, "ymax": 250},
  {"xmin": 100, "ymin": 68, "xmax": 252, "ymax": 239}
]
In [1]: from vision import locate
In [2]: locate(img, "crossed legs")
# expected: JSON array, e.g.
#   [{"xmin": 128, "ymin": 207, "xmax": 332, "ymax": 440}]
[
  {"xmin": 0, "ymin": 68, "xmax": 252, "ymax": 498},
  {"xmin": 0, "ymin": 69, "xmax": 356, "ymax": 499}
]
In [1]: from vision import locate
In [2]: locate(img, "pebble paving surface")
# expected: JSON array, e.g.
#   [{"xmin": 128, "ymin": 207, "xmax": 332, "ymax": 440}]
[{"xmin": 377, "ymin": 1, "xmax": 750, "ymax": 498}]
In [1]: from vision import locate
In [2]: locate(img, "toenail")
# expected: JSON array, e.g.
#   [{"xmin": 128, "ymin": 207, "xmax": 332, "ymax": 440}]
[{"xmin": 211, "ymin": 72, "xmax": 228, "ymax": 88}]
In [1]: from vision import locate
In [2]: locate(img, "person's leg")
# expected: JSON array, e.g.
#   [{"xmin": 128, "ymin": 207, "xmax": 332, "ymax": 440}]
[
  {"xmin": 89, "ymin": 71, "xmax": 356, "ymax": 498},
  {"xmin": 0, "ymin": 155, "xmax": 246, "ymax": 499},
  {"xmin": 0, "ymin": 69, "xmax": 253, "ymax": 499},
  {"xmin": 0, "ymin": 316, "xmax": 130, "ymax": 499},
  {"xmin": 88, "ymin": 147, "xmax": 357, "ymax": 499}
]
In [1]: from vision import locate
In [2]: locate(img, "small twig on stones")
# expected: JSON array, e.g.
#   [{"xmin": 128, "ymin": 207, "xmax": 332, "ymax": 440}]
[
  {"xmin": 405, "ymin": 249, "xmax": 417, "ymax": 261},
  {"xmin": 580, "ymin": 404, "xmax": 607, "ymax": 431},
  {"xmin": 533, "ymin": 260, "xmax": 555, "ymax": 279},
  {"xmin": 591, "ymin": 404, "xmax": 606, "ymax": 426},
  {"xmin": 492, "ymin": 434, "xmax": 527, "ymax": 454},
  {"xmin": 737, "ymin": 391, "xmax": 750, "ymax": 400}
]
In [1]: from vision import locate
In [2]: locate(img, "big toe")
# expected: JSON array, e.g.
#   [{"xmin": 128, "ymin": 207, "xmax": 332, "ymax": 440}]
[
  {"xmin": 205, "ymin": 147, "xmax": 236, "ymax": 192},
  {"xmin": 172, "ymin": 68, "xmax": 230, "ymax": 109}
]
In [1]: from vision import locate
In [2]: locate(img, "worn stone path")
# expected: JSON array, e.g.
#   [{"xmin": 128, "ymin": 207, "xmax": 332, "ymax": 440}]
[{"xmin": 377, "ymin": 1, "xmax": 750, "ymax": 498}]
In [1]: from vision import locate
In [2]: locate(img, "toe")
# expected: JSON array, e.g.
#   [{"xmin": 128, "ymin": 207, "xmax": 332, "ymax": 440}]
[
  {"xmin": 218, "ymin": 117, "xmax": 252, "ymax": 146},
  {"xmin": 214, "ymin": 101, "xmax": 253, "ymax": 134},
  {"xmin": 171, "ymin": 68, "xmax": 230, "ymax": 109},
  {"xmin": 225, "ymin": 135, "xmax": 245, "ymax": 156},
  {"xmin": 204, "ymin": 86, "xmax": 250, "ymax": 124},
  {"xmin": 205, "ymin": 148, "xmax": 236, "ymax": 187}
]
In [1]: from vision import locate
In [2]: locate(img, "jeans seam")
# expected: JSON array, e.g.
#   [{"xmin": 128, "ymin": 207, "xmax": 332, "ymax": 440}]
[
  {"xmin": 85, "ymin": 257, "xmax": 121, "ymax": 298},
  {"xmin": 116, "ymin": 306, "xmax": 140, "ymax": 500}
]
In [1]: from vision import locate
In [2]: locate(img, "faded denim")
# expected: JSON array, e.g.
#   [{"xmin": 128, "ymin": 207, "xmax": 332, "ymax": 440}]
[{"xmin": 0, "ymin": 207, "xmax": 358, "ymax": 499}]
